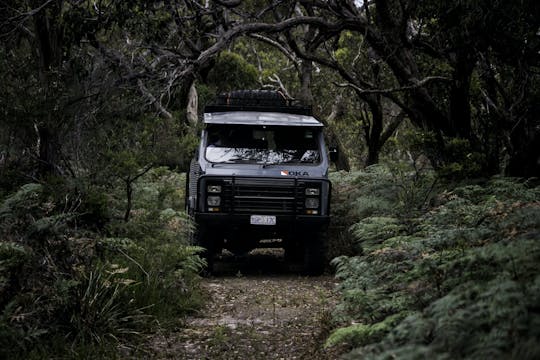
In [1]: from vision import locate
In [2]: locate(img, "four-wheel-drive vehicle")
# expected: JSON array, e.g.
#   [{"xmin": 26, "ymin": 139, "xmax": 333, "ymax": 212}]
[{"xmin": 186, "ymin": 90, "xmax": 334, "ymax": 274}]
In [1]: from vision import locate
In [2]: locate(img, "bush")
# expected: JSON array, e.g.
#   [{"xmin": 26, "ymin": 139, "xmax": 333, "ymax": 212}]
[
  {"xmin": 328, "ymin": 165, "xmax": 437, "ymax": 258},
  {"xmin": 206, "ymin": 51, "xmax": 259, "ymax": 93},
  {"xmin": 101, "ymin": 168, "xmax": 205, "ymax": 322},
  {"xmin": 0, "ymin": 168, "xmax": 204, "ymax": 358},
  {"xmin": 327, "ymin": 169, "xmax": 540, "ymax": 359}
]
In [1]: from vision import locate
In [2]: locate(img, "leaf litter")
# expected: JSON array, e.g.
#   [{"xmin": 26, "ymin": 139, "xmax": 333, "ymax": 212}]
[{"xmin": 149, "ymin": 262, "xmax": 342, "ymax": 359}]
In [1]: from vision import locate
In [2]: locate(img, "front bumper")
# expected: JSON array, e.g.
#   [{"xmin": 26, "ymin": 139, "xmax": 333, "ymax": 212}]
[{"xmin": 194, "ymin": 212, "xmax": 329, "ymax": 231}]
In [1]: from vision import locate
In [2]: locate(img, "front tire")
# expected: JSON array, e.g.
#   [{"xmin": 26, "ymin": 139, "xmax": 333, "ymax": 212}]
[
  {"xmin": 284, "ymin": 239, "xmax": 303, "ymax": 263},
  {"xmin": 303, "ymin": 231, "xmax": 326, "ymax": 275}
]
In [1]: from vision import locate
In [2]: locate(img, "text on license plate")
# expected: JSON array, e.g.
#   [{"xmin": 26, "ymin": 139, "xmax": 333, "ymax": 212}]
[{"xmin": 250, "ymin": 215, "xmax": 276, "ymax": 226}]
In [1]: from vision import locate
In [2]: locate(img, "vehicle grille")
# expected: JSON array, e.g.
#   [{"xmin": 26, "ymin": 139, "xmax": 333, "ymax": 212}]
[{"xmin": 222, "ymin": 178, "xmax": 306, "ymax": 214}]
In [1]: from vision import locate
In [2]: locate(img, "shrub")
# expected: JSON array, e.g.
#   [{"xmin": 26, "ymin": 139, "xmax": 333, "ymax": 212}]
[
  {"xmin": 328, "ymin": 170, "xmax": 540, "ymax": 358},
  {"xmin": 0, "ymin": 168, "xmax": 204, "ymax": 358},
  {"xmin": 68, "ymin": 264, "xmax": 151, "ymax": 347},
  {"xmin": 328, "ymin": 165, "xmax": 437, "ymax": 259},
  {"xmin": 101, "ymin": 168, "xmax": 205, "ymax": 322}
]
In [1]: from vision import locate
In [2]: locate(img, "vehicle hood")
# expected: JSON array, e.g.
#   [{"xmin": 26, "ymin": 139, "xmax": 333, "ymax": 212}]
[{"xmin": 200, "ymin": 162, "xmax": 328, "ymax": 178}]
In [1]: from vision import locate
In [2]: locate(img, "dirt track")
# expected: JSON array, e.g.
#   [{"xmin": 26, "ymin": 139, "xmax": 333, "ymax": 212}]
[{"xmin": 151, "ymin": 250, "xmax": 341, "ymax": 359}]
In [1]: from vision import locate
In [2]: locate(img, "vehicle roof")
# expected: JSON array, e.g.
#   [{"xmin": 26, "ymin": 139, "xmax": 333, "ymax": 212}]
[{"xmin": 203, "ymin": 111, "xmax": 324, "ymax": 127}]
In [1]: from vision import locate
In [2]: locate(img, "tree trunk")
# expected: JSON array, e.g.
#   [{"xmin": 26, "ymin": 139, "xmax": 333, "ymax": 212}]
[
  {"xmin": 449, "ymin": 50, "xmax": 475, "ymax": 139},
  {"xmin": 325, "ymin": 95, "xmax": 351, "ymax": 171},
  {"xmin": 33, "ymin": 0, "xmax": 63, "ymax": 178},
  {"xmin": 298, "ymin": 60, "xmax": 313, "ymax": 105},
  {"xmin": 364, "ymin": 97, "xmax": 384, "ymax": 167},
  {"xmin": 186, "ymin": 82, "xmax": 199, "ymax": 126},
  {"xmin": 124, "ymin": 178, "xmax": 133, "ymax": 222},
  {"xmin": 37, "ymin": 124, "xmax": 61, "ymax": 176}
]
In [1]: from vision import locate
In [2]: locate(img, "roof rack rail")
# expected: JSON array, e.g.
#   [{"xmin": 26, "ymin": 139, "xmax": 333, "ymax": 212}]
[{"xmin": 204, "ymin": 90, "xmax": 312, "ymax": 116}]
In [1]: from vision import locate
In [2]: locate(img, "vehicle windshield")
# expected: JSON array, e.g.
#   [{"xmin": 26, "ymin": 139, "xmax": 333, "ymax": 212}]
[{"xmin": 205, "ymin": 124, "xmax": 321, "ymax": 165}]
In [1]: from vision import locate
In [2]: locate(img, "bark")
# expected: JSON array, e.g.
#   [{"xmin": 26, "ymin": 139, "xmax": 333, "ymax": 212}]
[
  {"xmin": 363, "ymin": 97, "xmax": 384, "ymax": 166},
  {"xmin": 32, "ymin": 0, "xmax": 63, "ymax": 178},
  {"xmin": 123, "ymin": 164, "xmax": 153, "ymax": 222},
  {"xmin": 326, "ymin": 96, "xmax": 351, "ymax": 171},
  {"xmin": 137, "ymin": 79, "xmax": 173, "ymax": 119},
  {"xmin": 368, "ymin": 0, "xmax": 450, "ymax": 136},
  {"xmin": 298, "ymin": 60, "xmax": 313, "ymax": 105},
  {"xmin": 124, "ymin": 178, "xmax": 133, "ymax": 222},
  {"xmin": 449, "ymin": 50, "xmax": 475, "ymax": 139},
  {"xmin": 186, "ymin": 83, "xmax": 199, "ymax": 126},
  {"xmin": 37, "ymin": 124, "xmax": 61, "ymax": 176}
]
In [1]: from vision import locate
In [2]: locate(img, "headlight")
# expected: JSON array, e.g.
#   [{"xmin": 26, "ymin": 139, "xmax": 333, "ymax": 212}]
[
  {"xmin": 207, "ymin": 196, "xmax": 221, "ymax": 206},
  {"xmin": 305, "ymin": 188, "xmax": 320, "ymax": 196},
  {"xmin": 207, "ymin": 185, "xmax": 222, "ymax": 193},
  {"xmin": 305, "ymin": 197, "xmax": 319, "ymax": 209}
]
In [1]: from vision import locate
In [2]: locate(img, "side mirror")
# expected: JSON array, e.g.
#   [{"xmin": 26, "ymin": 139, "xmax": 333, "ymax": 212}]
[{"xmin": 329, "ymin": 147, "xmax": 339, "ymax": 162}]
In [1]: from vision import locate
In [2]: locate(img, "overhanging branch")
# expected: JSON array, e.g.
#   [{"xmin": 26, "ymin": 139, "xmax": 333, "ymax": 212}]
[{"xmin": 334, "ymin": 76, "xmax": 451, "ymax": 95}]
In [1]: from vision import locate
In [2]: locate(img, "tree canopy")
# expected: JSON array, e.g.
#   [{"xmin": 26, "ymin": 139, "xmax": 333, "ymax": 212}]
[{"xmin": 1, "ymin": 0, "xmax": 538, "ymax": 179}]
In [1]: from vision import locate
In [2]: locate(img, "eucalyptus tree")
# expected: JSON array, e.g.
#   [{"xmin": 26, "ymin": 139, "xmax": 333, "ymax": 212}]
[
  {"xmin": 0, "ymin": 1, "xmax": 235, "ymax": 178},
  {"xmin": 2, "ymin": 0, "xmax": 538, "ymax": 179},
  {"xmin": 221, "ymin": 0, "xmax": 539, "ymax": 176}
]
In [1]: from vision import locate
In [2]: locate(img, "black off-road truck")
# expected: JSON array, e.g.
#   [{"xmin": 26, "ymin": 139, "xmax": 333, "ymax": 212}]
[{"xmin": 186, "ymin": 90, "xmax": 334, "ymax": 274}]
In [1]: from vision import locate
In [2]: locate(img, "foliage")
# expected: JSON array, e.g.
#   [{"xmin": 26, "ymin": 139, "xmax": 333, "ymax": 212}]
[
  {"xmin": 1, "ymin": 0, "xmax": 539, "ymax": 357},
  {"xmin": 327, "ymin": 171, "xmax": 365, "ymax": 259},
  {"xmin": 325, "ymin": 313, "xmax": 405, "ymax": 349},
  {"xmin": 99, "ymin": 168, "xmax": 205, "ymax": 322},
  {"xmin": 0, "ymin": 168, "xmax": 203, "ymax": 358},
  {"xmin": 68, "ymin": 264, "xmax": 150, "ymax": 347},
  {"xmin": 206, "ymin": 52, "xmax": 259, "ymax": 93},
  {"xmin": 328, "ymin": 164, "xmax": 437, "ymax": 259},
  {"xmin": 328, "ymin": 167, "xmax": 540, "ymax": 358}
]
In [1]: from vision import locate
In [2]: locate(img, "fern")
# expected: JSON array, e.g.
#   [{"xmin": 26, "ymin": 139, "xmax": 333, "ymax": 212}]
[
  {"xmin": 326, "ymin": 313, "xmax": 406, "ymax": 348},
  {"xmin": 350, "ymin": 216, "xmax": 406, "ymax": 252},
  {"xmin": 0, "ymin": 169, "xmax": 204, "ymax": 357},
  {"xmin": 330, "ymin": 170, "xmax": 540, "ymax": 359},
  {"xmin": 0, "ymin": 183, "xmax": 43, "ymax": 217}
]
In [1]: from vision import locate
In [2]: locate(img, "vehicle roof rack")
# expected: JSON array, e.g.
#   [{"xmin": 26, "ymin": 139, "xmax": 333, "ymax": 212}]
[{"xmin": 204, "ymin": 90, "xmax": 312, "ymax": 116}]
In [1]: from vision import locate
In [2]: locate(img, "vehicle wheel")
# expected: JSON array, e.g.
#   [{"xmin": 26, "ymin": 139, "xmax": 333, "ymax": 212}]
[
  {"xmin": 303, "ymin": 231, "xmax": 326, "ymax": 276},
  {"xmin": 284, "ymin": 240, "xmax": 303, "ymax": 263},
  {"xmin": 186, "ymin": 159, "xmax": 200, "ymax": 216}
]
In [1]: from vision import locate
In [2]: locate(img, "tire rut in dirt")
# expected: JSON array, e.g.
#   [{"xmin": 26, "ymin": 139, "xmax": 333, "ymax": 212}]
[{"xmin": 150, "ymin": 252, "xmax": 341, "ymax": 359}]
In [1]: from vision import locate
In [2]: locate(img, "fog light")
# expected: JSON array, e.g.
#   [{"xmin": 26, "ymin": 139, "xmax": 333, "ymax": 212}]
[
  {"xmin": 305, "ymin": 188, "xmax": 320, "ymax": 196},
  {"xmin": 207, "ymin": 196, "xmax": 221, "ymax": 206},
  {"xmin": 305, "ymin": 197, "xmax": 319, "ymax": 209},
  {"xmin": 207, "ymin": 185, "xmax": 222, "ymax": 193}
]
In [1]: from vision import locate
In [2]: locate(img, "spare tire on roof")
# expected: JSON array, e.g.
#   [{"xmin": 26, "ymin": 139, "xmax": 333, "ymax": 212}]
[
  {"xmin": 206, "ymin": 89, "xmax": 312, "ymax": 115},
  {"xmin": 216, "ymin": 90, "xmax": 288, "ymax": 107}
]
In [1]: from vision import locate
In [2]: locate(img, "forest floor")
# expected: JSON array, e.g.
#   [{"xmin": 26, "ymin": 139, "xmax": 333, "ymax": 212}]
[{"xmin": 148, "ymin": 249, "xmax": 343, "ymax": 359}]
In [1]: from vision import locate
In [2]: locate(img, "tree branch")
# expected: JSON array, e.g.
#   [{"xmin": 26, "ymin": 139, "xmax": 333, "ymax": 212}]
[
  {"xmin": 249, "ymin": 33, "xmax": 301, "ymax": 69},
  {"xmin": 137, "ymin": 80, "xmax": 173, "ymax": 119},
  {"xmin": 334, "ymin": 76, "xmax": 451, "ymax": 95}
]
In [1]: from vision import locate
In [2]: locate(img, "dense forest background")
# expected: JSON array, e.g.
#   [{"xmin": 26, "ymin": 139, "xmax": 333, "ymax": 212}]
[{"xmin": 1, "ymin": 0, "xmax": 539, "ymax": 358}]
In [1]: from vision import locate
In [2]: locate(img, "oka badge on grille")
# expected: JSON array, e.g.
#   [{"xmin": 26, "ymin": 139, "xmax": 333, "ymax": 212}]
[{"xmin": 281, "ymin": 170, "xmax": 309, "ymax": 176}]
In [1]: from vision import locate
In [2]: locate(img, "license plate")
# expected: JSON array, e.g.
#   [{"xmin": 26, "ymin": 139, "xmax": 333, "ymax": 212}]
[{"xmin": 250, "ymin": 215, "xmax": 276, "ymax": 226}]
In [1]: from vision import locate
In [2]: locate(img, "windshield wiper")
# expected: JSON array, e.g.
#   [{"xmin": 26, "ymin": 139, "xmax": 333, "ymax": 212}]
[
  {"xmin": 262, "ymin": 162, "xmax": 279, "ymax": 168},
  {"xmin": 211, "ymin": 160, "xmax": 260, "ymax": 167},
  {"xmin": 210, "ymin": 161, "xmax": 235, "ymax": 167}
]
